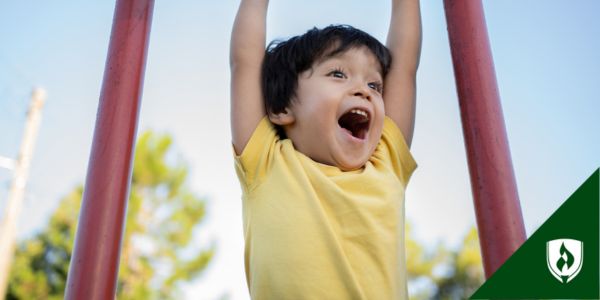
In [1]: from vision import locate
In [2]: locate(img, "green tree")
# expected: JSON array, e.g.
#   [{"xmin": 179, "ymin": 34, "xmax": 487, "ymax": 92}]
[
  {"xmin": 431, "ymin": 226, "xmax": 484, "ymax": 299},
  {"xmin": 406, "ymin": 224, "xmax": 485, "ymax": 300},
  {"xmin": 405, "ymin": 222, "xmax": 448, "ymax": 300},
  {"xmin": 7, "ymin": 131, "xmax": 214, "ymax": 300}
]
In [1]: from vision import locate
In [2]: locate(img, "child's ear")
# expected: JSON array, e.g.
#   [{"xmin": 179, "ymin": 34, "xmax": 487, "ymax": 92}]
[{"xmin": 269, "ymin": 108, "xmax": 295, "ymax": 126}]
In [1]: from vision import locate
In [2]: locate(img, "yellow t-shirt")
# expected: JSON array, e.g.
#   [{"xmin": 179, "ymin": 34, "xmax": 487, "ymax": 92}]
[{"xmin": 234, "ymin": 116, "xmax": 417, "ymax": 299}]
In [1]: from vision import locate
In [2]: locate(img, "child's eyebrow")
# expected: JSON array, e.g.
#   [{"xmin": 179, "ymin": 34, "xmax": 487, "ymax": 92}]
[
  {"xmin": 317, "ymin": 56, "xmax": 383, "ymax": 80},
  {"xmin": 318, "ymin": 55, "xmax": 344, "ymax": 66}
]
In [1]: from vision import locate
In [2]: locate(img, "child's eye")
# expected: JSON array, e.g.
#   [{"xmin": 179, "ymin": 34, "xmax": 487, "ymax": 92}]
[
  {"xmin": 328, "ymin": 69, "xmax": 346, "ymax": 79},
  {"xmin": 368, "ymin": 82, "xmax": 383, "ymax": 93}
]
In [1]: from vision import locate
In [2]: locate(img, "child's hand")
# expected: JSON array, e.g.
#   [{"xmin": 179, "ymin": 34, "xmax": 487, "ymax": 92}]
[
  {"xmin": 384, "ymin": 0, "xmax": 422, "ymax": 148},
  {"xmin": 230, "ymin": 0, "xmax": 269, "ymax": 155}
]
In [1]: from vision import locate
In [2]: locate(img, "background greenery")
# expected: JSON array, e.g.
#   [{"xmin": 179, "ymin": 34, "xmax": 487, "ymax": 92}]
[{"xmin": 7, "ymin": 131, "xmax": 214, "ymax": 300}]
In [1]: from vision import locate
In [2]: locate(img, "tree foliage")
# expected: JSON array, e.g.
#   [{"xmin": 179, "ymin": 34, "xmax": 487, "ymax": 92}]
[
  {"xmin": 406, "ymin": 224, "xmax": 485, "ymax": 300},
  {"xmin": 7, "ymin": 131, "xmax": 214, "ymax": 300},
  {"xmin": 432, "ymin": 227, "xmax": 485, "ymax": 299}
]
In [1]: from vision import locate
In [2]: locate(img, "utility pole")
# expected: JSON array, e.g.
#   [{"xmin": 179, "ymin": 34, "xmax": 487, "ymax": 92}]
[{"xmin": 0, "ymin": 88, "xmax": 47, "ymax": 298}]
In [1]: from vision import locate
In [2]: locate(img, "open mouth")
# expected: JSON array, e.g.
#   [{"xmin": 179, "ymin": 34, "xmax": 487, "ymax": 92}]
[{"xmin": 338, "ymin": 108, "xmax": 370, "ymax": 140}]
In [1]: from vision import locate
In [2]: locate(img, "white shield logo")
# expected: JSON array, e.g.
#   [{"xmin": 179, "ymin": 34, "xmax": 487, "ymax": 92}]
[{"xmin": 546, "ymin": 238, "xmax": 583, "ymax": 283}]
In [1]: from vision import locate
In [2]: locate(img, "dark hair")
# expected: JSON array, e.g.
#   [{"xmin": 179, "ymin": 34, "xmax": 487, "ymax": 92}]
[{"xmin": 262, "ymin": 24, "xmax": 392, "ymax": 117}]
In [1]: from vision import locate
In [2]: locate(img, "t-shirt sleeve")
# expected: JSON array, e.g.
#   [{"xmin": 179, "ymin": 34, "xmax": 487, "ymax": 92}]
[
  {"xmin": 233, "ymin": 116, "xmax": 278, "ymax": 191},
  {"xmin": 373, "ymin": 117, "xmax": 417, "ymax": 187}
]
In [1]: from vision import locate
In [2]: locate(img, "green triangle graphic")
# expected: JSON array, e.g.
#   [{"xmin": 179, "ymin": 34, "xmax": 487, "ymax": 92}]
[{"xmin": 470, "ymin": 169, "xmax": 600, "ymax": 299}]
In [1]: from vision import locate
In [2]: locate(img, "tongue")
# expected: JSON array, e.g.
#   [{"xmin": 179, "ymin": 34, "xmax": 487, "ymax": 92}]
[
  {"xmin": 338, "ymin": 112, "xmax": 368, "ymax": 139},
  {"xmin": 341, "ymin": 127, "xmax": 354, "ymax": 136}
]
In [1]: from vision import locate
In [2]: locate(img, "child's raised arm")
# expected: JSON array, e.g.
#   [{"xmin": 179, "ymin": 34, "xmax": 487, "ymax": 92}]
[
  {"xmin": 230, "ymin": 0, "xmax": 269, "ymax": 155},
  {"xmin": 384, "ymin": 0, "xmax": 422, "ymax": 148}
]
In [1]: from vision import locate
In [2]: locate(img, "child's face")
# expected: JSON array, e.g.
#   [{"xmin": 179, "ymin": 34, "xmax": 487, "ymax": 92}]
[{"xmin": 273, "ymin": 46, "xmax": 385, "ymax": 171}]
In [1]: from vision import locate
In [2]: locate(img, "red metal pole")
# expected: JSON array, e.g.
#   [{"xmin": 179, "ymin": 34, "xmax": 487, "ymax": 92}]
[
  {"xmin": 65, "ymin": 0, "xmax": 154, "ymax": 298},
  {"xmin": 443, "ymin": 0, "xmax": 526, "ymax": 278}
]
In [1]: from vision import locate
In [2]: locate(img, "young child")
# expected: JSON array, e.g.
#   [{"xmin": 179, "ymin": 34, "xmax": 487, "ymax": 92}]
[{"xmin": 230, "ymin": 0, "xmax": 421, "ymax": 298}]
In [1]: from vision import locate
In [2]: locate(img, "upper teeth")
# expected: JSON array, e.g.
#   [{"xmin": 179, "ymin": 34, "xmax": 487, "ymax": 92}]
[{"xmin": 350, "ymin": 109, "xmax": 369, "ymax": 119}]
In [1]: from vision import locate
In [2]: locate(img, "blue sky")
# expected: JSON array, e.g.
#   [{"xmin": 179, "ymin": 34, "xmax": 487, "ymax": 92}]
[{"xmin": 1, "ymin": 1, "xmax": 599, "ymax": 299}]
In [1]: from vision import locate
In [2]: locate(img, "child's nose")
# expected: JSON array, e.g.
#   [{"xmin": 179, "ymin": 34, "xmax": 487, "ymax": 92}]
[{"xmin": 353, "ymin": 88, "xmax": 371, "ymax": 101}]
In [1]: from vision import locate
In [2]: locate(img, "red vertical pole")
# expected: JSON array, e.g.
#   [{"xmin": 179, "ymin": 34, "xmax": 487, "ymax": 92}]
[
  {"xmin": 64, "ymin": 0, "xmax": 154, "ymax": 298},
  {"xmin": 443, "ymin": 0, "xmax": 526, "ymax": 278}
]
